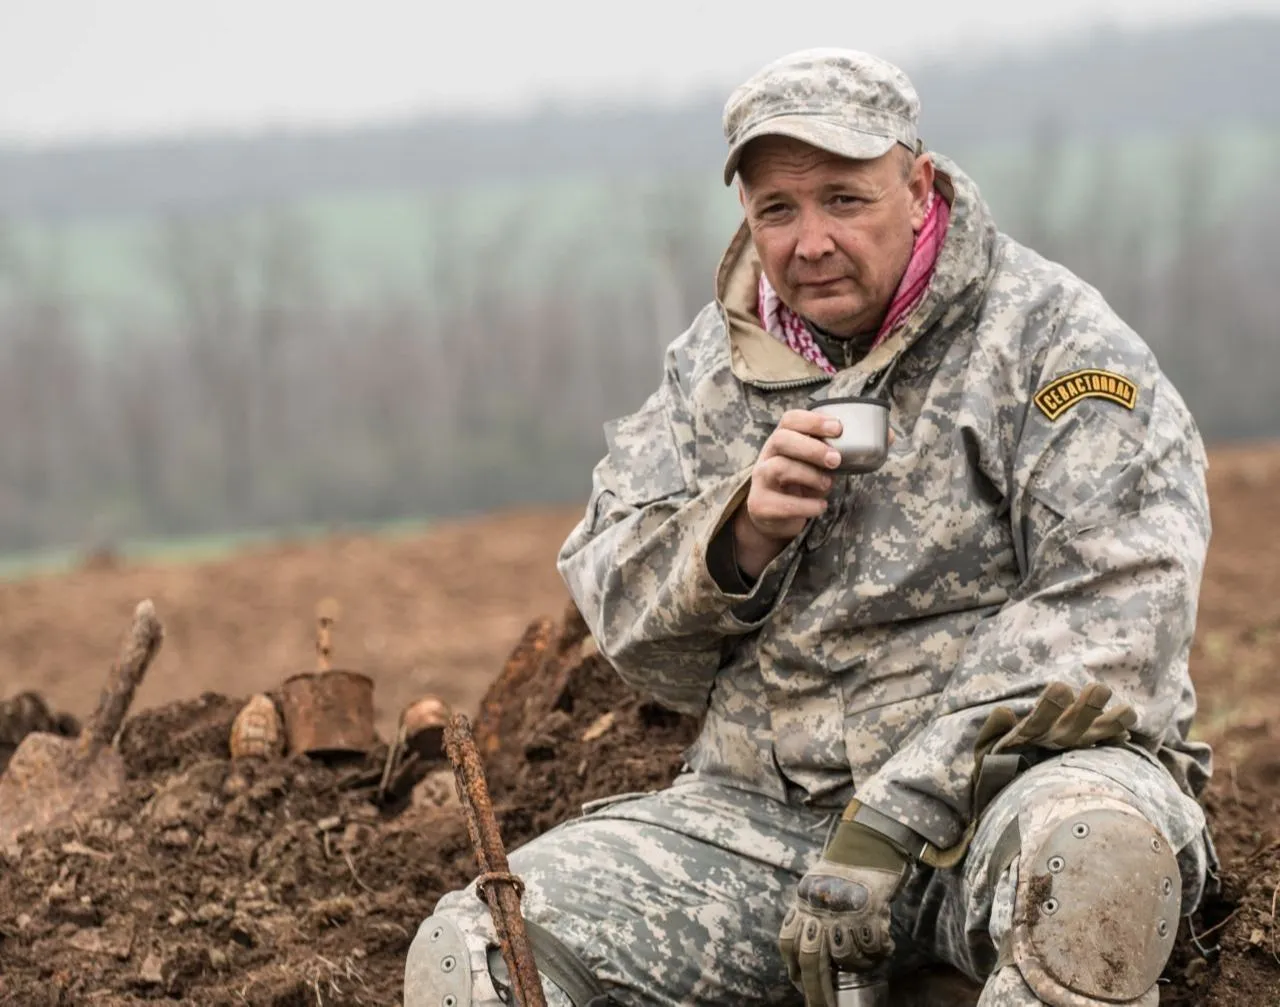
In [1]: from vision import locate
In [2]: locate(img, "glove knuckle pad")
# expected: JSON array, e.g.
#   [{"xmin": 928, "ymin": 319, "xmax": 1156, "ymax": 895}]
[{"xmin": 799, "ymin": 875, "xmax": 870, "ymax": 913}]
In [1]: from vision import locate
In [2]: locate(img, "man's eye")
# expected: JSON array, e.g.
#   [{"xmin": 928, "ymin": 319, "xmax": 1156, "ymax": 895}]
[
  {"xmin": 760, "ymin": 203, "xmax": 789, "ymax": 217},
  {"xmin": 831, "ymin": 194, "xmax": 864, "ymax": 207}
]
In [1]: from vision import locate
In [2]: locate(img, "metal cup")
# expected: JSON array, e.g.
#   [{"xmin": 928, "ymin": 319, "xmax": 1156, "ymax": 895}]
[
  {"xmin": 810, "ymin": 397, "xmax": 891, "ymax": 474},
  {"xmin": 835, "ymin": 970, "xmax": 890, "ymax": 1007}
]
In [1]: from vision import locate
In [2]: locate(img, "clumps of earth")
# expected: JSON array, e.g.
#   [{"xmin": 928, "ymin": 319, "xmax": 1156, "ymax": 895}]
[{"xmin": 0, "ymin": 603, "xmax": 1276, "ymax": 1005}]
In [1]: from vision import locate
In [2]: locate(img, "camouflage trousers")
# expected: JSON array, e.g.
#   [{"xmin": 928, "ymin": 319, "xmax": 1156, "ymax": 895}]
[{"xmin": 409, "ymin": 747, "xmax": 1208, "ymax": 1007}]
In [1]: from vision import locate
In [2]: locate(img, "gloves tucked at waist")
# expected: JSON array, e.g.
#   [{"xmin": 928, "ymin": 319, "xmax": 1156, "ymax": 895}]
[{"xmin": 779, "ymin": 811, "xmax": 909, "ymax": 1007}]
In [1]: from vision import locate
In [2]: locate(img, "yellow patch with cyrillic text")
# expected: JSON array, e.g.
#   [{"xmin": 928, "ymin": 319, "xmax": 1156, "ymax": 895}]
[{"xmin": 1034, "ymin": 369, "xmax": 1139, "ymax": 421}]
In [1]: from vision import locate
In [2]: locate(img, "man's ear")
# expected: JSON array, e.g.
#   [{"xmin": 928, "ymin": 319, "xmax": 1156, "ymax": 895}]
[
  {"xmin": 909, "ymin": 155, "xmax": 936, "ymax": 231},
  {"xmin": 738, "ymin": 182, "xmax": 748, "ymax": 210}
]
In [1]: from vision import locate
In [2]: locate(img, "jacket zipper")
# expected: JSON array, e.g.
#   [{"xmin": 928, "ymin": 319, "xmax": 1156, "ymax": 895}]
[{"xmin": 747, "ymin": 375, "xmax": 833, "ymax": 392}]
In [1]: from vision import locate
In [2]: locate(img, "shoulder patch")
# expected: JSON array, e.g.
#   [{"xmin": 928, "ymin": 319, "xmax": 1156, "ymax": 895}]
[{"xmin": 1034, "ymin": 369, "xmax": 1139, "ymax": 421}]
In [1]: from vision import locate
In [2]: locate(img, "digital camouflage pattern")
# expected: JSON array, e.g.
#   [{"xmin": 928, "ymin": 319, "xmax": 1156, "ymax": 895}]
[
  {"xmin": 556, "ymin": 153, "xmax": 1213, "ymax": 854},
  {"xmin": 413, "ymin": 749, "xmax": 1206, "ymax": 1006},
  {"xmin": 411, "ymin": 51, "xmax": 1216, "ymax": 1006},
  {"xmin": 721, "ymin": 49, "xmax": 920, "ymax": 185}
]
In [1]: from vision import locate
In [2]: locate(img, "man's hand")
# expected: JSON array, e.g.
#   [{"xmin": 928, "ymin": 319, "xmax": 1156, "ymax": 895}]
[
  {"xmin": 733, "ymin": 410, "xmax": 844, "ymax": 579},
  {"xmin": 779, "ymin": 817, "xmax": 909, "ymax": 1007}
]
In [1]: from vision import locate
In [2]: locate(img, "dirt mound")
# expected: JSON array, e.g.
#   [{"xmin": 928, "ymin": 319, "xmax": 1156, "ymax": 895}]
[
  {"xmin": 472, "ymin": 602, "xmax": 700, "ymax": 835},
  {"xmin": 0, "ymin": 605, "xmax": 698, "ymax": 1005},
  {"xmin": 2, "ymin": 601, "xmax": 1277, "ymax": 1005}
]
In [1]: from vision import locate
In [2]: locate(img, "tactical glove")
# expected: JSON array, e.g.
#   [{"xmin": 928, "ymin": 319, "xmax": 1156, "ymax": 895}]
[
  {"xmin": 779, "ymin": 813, "xmax": 909, "ymax": 1007},
  {"xmin": 975, "ymin": 680, "xmax": 1135, "ymax": 761},
  {"xmin": 968, "ymin": 680, "xmax": 1136, "ymax": 820}
]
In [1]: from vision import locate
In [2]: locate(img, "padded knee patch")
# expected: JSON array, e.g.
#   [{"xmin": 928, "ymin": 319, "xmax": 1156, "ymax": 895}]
[
  {"xmin": 405, "ymin": 914, "xmax": 504, "ymax": 1007},
  {"xmin": 1011, "ymin": 807, "xmax": 1180, "ymax": 1006}
]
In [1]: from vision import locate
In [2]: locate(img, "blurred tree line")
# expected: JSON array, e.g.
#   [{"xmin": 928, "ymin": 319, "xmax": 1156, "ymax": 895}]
[
  {"xmin": 0, "ymin": 133, "xmax": 1276, "ymax": 555},
  {"xmin": 4, "ymin": 17, "xmax": 1275, "ymax": 219}
]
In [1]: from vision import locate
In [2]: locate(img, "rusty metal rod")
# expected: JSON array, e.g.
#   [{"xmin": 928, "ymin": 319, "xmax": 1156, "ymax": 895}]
[{"xmin": 445, "ymin": 712, "xmax": 547, "ymax": 1007}]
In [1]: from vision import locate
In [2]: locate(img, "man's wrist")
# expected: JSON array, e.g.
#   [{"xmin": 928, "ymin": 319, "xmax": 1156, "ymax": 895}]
[{"xmin": 731, "ymin": 506, "xmax": 790, "ymax": 580}]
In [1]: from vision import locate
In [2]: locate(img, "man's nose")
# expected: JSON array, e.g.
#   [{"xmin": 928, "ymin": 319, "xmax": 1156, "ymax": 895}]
[{"xmin": 794, "ymin": 208, "xmax": 836, "ymax": 261}]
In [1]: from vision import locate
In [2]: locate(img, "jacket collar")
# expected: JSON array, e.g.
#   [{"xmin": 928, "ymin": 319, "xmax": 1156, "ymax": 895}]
[{"xmin": 713, "ymin": 154, "xmax": 999, "ymax": 393}]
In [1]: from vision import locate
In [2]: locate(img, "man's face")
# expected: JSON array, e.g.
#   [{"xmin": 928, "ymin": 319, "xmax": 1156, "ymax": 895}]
[{"xmin": 739, "ymin": 136, "xmax": 934, "ymax": 337}]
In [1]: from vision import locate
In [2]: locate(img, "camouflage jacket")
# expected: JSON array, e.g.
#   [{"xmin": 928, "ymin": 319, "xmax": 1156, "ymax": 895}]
[{"xmin": 557, "ymin": 155, "xmax": 1212, "ymax": 850}]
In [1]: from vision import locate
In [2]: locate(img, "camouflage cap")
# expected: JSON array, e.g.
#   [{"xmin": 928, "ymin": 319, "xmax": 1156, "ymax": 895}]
[{"xmin": 722, "ymin": 48, "xmax": 920, "ymax": 186}]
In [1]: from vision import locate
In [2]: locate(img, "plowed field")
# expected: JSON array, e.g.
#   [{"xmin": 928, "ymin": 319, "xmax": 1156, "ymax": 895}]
[{"xmin": 1, "ymin": 444, "xmax": 1277, "ymax": 1005}]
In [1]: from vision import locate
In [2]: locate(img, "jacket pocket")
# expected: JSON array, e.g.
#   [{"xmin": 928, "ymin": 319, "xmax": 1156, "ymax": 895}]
[{"xmin": 1023, "ymin": 407, "xmax": 1145, "ymax": 528}]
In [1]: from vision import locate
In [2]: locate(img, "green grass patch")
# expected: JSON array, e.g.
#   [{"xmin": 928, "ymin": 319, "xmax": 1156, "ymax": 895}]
[{"xmin": 0, "ymin": 515, "xmax": 437, "ymax": 582}]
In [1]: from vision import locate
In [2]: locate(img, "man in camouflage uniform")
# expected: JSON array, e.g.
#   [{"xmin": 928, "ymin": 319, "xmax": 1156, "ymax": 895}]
[{"xmin": 406, "ymin": 49, "xmax": 1213, "ymax": 1007}]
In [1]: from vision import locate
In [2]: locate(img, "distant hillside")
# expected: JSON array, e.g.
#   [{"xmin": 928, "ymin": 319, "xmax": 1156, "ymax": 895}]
[
  {"xmin": 1, "ymin": 16, "xmax": 1277, "ymax": 220},
  {"xmin": 914, "ymin": 17, "xmax": 1280, "ymax": 144}
]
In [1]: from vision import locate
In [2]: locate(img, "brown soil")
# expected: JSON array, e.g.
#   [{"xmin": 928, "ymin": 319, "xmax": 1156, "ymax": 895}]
[
  {"xmin": 0, "ymin": 602, "xmax": 697, "ymax": 1006},
  {"xmin": 0, "ymin": 444, "xmax": 1278, "ymax": 1005},
  {"xmin": 0, "ymin": 506, "xmax": 581, "ymax": 742},
  {"xmin": 1160, "ymin": 443, "xmax": 1280, "ymax": 1006}
]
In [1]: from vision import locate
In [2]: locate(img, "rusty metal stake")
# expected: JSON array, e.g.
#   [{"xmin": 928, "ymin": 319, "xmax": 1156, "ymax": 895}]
[{"xmin": 445, "ymin": 713, "xmax": 547, "ymax": 1007}]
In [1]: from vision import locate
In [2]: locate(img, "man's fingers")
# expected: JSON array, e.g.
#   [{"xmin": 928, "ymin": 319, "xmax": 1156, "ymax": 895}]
[
  {"xmin": 780, "ymin": 408, "xmax": 843, "ymax": 439},
  {"xmin": 751, "ymin": 488, "xmax": 828, "ymax": 523},
  {"xmin": 765, "ymin": 427, "xmax": 843, "ymax": 470},
  {"xmin": 759, "ymin": 455, "xmax": 835, "ymax": 496}
]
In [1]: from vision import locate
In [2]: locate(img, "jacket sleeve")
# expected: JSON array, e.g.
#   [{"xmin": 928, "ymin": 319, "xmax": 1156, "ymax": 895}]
[
  {"xmin": 852, "ymin": 332, "xmax": 1213, "ymax": 850},
  {"xmin": 556, "ymin": 329, "xmax": 804, "ymax": 716}
]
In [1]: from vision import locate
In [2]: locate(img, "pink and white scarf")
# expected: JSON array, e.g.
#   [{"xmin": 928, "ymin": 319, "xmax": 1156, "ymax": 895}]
[{"xmin": 756, "ymin": 190, "xmax": 951, "ymax": 375}]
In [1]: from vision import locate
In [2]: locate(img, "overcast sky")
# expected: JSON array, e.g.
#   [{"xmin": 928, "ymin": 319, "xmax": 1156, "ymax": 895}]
[{"xmin": 1, "ymin": 0, "xmax": 1277, "ymax": 143}]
